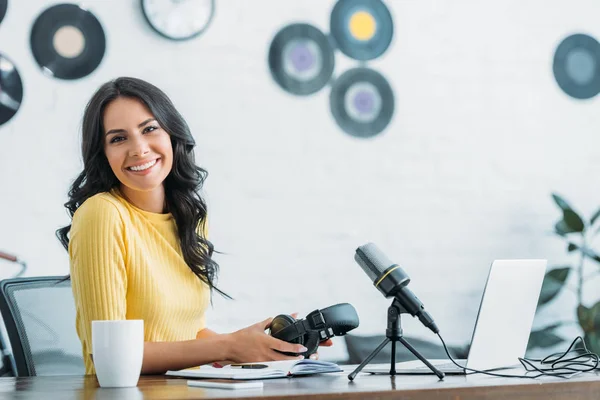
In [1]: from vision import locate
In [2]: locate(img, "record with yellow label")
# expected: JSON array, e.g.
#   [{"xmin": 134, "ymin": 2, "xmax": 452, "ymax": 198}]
[
  {"xmin": 30, "ymin": 3, "xmax": 106, "ymax": 80},
  {"xmin": 330, "ymin": 0, "xmax": 393, "ymax": 61}
]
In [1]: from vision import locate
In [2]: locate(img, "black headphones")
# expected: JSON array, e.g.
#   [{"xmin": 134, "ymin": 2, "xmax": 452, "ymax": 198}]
[{"xmin": 269, "ymin": 303, "xmax": 360, "ymax": 358}]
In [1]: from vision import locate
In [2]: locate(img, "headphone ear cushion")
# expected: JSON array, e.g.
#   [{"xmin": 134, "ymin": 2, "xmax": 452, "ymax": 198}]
[
  {"xmin": 270, "ymin": 314, "xmax": 299, "ymax": 342},
  {"xmin": 302, "ymin": 331, "xmax": 320, "ymax": 358},
  {"xmin": 320, "ymin": 303, "xmax": 360, "ymax": 335},
  {"xmin": 270, "ymin": 314, "xmax": 305, "ymax": 356}
]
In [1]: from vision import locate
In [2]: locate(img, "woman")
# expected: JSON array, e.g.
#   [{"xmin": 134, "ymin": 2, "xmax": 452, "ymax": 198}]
[{"xmin": 57, "ymin": 77, "xmax": 330, "ymax": 375}]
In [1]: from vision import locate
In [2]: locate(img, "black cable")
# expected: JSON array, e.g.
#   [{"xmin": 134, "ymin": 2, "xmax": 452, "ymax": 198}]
[
  {"xmin": 520, "ymin": 337, "xmax": 598, "ymax": 374},
  {"xmin": 437, "ymin": 333, "xmax": 598, "ymax": 379}
]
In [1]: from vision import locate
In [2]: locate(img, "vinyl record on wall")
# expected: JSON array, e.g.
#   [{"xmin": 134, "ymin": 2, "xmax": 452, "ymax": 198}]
[
  {"xmin": 553, "ymin": 34, "xmax": 600, "ymax": 100},
  {"xmin": 330, "ymin": 0, "xmax": 393, "ymax": 61},
  {"xmin": 0, "ymin": 53, "xmax": 23, "ymax": 126},
  {"xmin": 30, "ymin": 3, "xmax": 106, "ymax": 80},
  {"xmin": 268, "ymin": 23, "xmax": 335, "ymax": 96},
  {"xmin": 330, "ymin": 67, "xmax": 394, "ymax": 138},
  {"xmin": 0, "ymin": 0, "xmax": 7, "ymax": 25}
]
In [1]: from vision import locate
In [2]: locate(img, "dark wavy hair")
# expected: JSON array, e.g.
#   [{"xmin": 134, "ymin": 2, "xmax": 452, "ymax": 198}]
[{"xmin": 56, "ymin": 77, "xmax": 229, "ymax": 298}]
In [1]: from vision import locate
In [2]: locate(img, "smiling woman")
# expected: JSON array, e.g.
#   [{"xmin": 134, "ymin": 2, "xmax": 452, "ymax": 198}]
[
  {"xmin": 56, "ymin": 77, "xmax": 316, "ymax": 376},
  {"xmin": 103, "ymin": 98, "xmax": 174, "ymax": 213}
]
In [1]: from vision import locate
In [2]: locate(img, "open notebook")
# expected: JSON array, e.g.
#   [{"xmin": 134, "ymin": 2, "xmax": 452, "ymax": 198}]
[{"xmin": 166, "ymin": 359, "xmax": 342, "ymax": 380}]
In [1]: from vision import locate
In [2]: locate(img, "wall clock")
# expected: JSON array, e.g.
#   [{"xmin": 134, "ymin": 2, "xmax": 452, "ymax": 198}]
[{"xmin": 141, "ymin": 0, "xmax": 215, "ymax": 41}]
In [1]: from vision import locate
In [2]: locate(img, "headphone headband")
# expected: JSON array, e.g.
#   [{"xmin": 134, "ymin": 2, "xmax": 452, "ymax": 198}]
[
  {"xmin": 270, "ymin": 303, "xmax": 360, "ymax": 344},
  {"xmin": 275, "ymin": 318, "xmax": 311, "ymax": 342}
]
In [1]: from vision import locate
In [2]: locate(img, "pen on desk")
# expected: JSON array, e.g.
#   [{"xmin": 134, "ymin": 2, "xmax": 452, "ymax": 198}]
[{"xmin": 230, "ymin": 364, "xmax": 268, "ymax": 369}]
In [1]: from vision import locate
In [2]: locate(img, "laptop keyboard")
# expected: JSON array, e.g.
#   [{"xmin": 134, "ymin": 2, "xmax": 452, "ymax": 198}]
[{"xmin": 414, "ymin": 362, "xmax": 465, "ymax": 371}]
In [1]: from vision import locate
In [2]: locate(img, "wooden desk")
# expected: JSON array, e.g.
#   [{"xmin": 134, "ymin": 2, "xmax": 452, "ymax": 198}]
[{"xmin": 1, "ymin": 366, "xmax": 599, "ymax": 400}]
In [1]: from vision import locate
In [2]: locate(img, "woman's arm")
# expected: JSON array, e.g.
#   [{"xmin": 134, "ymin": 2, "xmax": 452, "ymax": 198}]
[
  {"xmin": 142, "ymin": 319, "xmax": 308, "ymax": 374},
  {"xmin": 142, "ymin": 334, "xmax": 229, "ymax": 374},
  {"xmin": 70, "ymin": 197, "xmax": 129, "ymax": 374},
  {"xmin": 196, "ymin": 328, "xmax": 231, "ymax": 367}
]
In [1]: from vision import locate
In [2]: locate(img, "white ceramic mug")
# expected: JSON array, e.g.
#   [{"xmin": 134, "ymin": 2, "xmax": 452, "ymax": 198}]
[{"xmin": 91, "ymin": 320, "xmax": 144, "ymax": 388}]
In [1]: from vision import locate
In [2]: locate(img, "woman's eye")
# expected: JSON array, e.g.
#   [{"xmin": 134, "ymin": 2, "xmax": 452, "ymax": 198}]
[
  {"xmin": 110, "ymin": 136, "xmax": 125, "ymax": 144},
  {"xmin": 143, "ymin": 126, "xmax": 158, "ymax": 133}
]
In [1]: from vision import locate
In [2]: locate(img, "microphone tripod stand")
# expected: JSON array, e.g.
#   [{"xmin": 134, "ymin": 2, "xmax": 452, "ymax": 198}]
[{"xmin": 348, "ymin": 298, "xmax": 445, "ymax": 381}]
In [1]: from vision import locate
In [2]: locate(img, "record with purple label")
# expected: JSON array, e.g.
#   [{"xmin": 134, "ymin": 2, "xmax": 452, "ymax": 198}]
[
  {"xmin": 330, "ymin": 67, "xmax": 393, "ymax": 138},
  {"xmin": 0, "ymin": 0, "xmax": 7, "ymax": 25},
  {"xmin": 0, "ymin": 53, "xmax": 23, "ymax": 126},
  {"xmin": 268, "ymin": 23, "xmax": 335, "ymax": 96},
  {"xmin": 553, "ymin": 33, "xmax": 600, "ymax": 100},
  {"xmin": 330, "ymin": 0, "xmax": 393, "ymax": 61},
  {"xmin": 30, "ymin": 3, "xmax": 106, "ymax": 80}
]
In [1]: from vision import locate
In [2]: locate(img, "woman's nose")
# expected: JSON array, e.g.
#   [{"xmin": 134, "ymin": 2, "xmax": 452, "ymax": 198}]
[{"xmin": 128, "ymin": 137, "xmax": 150, "ymax": 157}]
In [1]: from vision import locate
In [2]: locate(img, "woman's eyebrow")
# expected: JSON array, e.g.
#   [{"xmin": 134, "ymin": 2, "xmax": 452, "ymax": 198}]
[
  {"xmin": 138, "ymin": 118, "xmax": 156, "ymax": 128},
  {"xmin": 105, "ymin": 118, "xmax": 156, "ymax": 136}
]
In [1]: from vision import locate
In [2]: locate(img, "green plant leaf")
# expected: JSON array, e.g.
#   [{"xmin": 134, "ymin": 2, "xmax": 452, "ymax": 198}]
[
  {"xmin": 566, "ymin": 243, "xmax": 600, "ymax": 263},
  {"xmin": 555, "ymin": 220, "xmax": 576, "ymax": 236},
  {"xmin": 534, "ymin": 322, "xmax": 563, "ymax": 331},
  {"xmin": 591, "ymin": 207, "xmax": 600, "ymax": 226},
  {"xmin": 538, "ymin": 267, "xmax": 571, "ymax": 306},
  {"xmin": 582, "ymin": 247, "xmax": 600, "ymax": 264},
  {"xmin": 563, "ymin": 209, "xmax": 585, "ymax": 233},
  {"xmin": 567, "ymin": 243, "xmax": 578, "ymax": 252},
  {"xmin": 578, "ymin": 305, "xmax": 591, "ymax": 332},
  {"xmin": 577, "ymin": 301, "xmax": 600, "ymax": 333},
  {"xmin": 552, "ymin": 193, "xmax": 573, "ymax": 212},
  {"xmin": 551, "ymin": 194, "xmax": 585, "ymax": 234},
  {"xmin": 584, "ymin": 332, "xmax": 600, "ymax": 355},
  {"xmin": 527, "ymin": 327, "xmax": 564, "ymax": 350}
]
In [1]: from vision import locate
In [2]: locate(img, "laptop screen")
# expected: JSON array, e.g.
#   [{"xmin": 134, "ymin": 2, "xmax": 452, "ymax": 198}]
[{"xmin": 464, "ymin": 259, "xmax": 547, "ymax": 371}]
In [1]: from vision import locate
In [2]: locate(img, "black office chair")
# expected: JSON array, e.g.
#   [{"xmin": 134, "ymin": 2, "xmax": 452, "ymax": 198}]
[
  {"xmin": 0, "ymin": 276, "xmax": 85, "ymax": 376},
  {"xmin": 344, "ymin": 334, "xmax": 469, "ymax": 365}
]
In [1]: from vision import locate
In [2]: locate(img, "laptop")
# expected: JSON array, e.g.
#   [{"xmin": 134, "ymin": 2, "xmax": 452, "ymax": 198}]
[{"xmin": 363, "ymin": 259, "xmax": 547, "ymax": 375}]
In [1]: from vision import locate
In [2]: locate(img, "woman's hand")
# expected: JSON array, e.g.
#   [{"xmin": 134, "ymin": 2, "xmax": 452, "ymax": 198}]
[{"xmin": 225, "ymin": 318, "xmax": 308, "ymax": 363}]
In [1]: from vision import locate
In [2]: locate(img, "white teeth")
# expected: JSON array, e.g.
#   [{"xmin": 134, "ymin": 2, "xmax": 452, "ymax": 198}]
[{"xmin": 129, "ymin": 159, "xmax": 157, "ymax": 171}]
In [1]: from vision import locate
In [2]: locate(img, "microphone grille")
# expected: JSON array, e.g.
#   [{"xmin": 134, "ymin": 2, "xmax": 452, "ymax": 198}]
[{"xmin": 354, "ymin": 243, "xmax": 394, "ymax": 282}]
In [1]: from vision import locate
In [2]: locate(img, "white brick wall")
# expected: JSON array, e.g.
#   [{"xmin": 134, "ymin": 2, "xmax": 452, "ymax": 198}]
[{"xmin": 0, "ymin": 0, "xmax": 598, "ymax": 362}]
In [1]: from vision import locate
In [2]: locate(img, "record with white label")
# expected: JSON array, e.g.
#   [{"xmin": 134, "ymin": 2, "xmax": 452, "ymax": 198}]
[
  {"xmin": 30, "ymin": 3, "xmax": 106, "ymax": 80},
  {"xmin": 0, "ymin": 53, "xmax": 23, "ymax": 126},
  {"xmin": 0, "ymin": 0, "xmax": 7, "ymax": 26},
  {"xmin": 553, "ymin": 33, "xmax": 600, "ymax": 100},
  {"xmin": 269, "ymin": 23, "xmax": 335, "ymax": 96},
  {"xmin": 330, "ymin": 0, "xmax": 393, "ymax": 61},
  {"xmin": 330, "ymin": 67, "xmax": 394, "ymax": 138}
]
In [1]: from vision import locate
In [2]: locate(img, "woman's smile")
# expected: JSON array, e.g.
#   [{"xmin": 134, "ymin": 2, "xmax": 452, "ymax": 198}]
[{"xmin": 125, "ymin": 158, "xmax": 161, "ymax": 176}]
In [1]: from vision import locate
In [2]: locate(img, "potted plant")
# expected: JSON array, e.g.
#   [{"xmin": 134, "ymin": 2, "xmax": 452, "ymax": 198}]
[{"xmin": 527, "ymin": 194, "xmax": 600, "ymax": 355}]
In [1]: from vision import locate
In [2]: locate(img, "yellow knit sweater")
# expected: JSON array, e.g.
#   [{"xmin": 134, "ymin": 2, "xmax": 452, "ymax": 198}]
[{"xmin": 69, "ymin": 189, "xmax": 210, "ymax": 374}]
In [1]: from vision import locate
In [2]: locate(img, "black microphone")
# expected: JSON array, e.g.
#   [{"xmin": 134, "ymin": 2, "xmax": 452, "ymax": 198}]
[{"xmin": 355, "ymin": 243, "xmax": 439, "ymax": 334}]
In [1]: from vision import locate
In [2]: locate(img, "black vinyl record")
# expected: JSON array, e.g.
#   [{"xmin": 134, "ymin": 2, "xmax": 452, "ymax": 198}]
[
  {"xmin": 0, "ymin": 0, "xmax": 7, "ymax": 25},
  {"xmin": 30, "ymin": 3, "xmax": 106, "ymax": 80},
  {"xmin": 330, "ymin": 67, "xmax": 394, "ymax": 138},
  {"xmin": 0, "ymin": 53, "xmax": 23, "ymax": 126},
  {"xmin": 553, "ymin": 33, "xmax": 600, "ymax": 100},
  {"xmin": 330, "ymin": 0, "xmax": 393, "ymax": 61},
  {"xmin": 269, "ymin": 23, "xmax": 335, "ymax": 96}
]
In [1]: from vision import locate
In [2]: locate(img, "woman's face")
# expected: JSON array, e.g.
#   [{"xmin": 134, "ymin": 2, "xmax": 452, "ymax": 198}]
[{"xmin": 103, "ymin": 97, "xmax": 173, "ymax": 193}]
